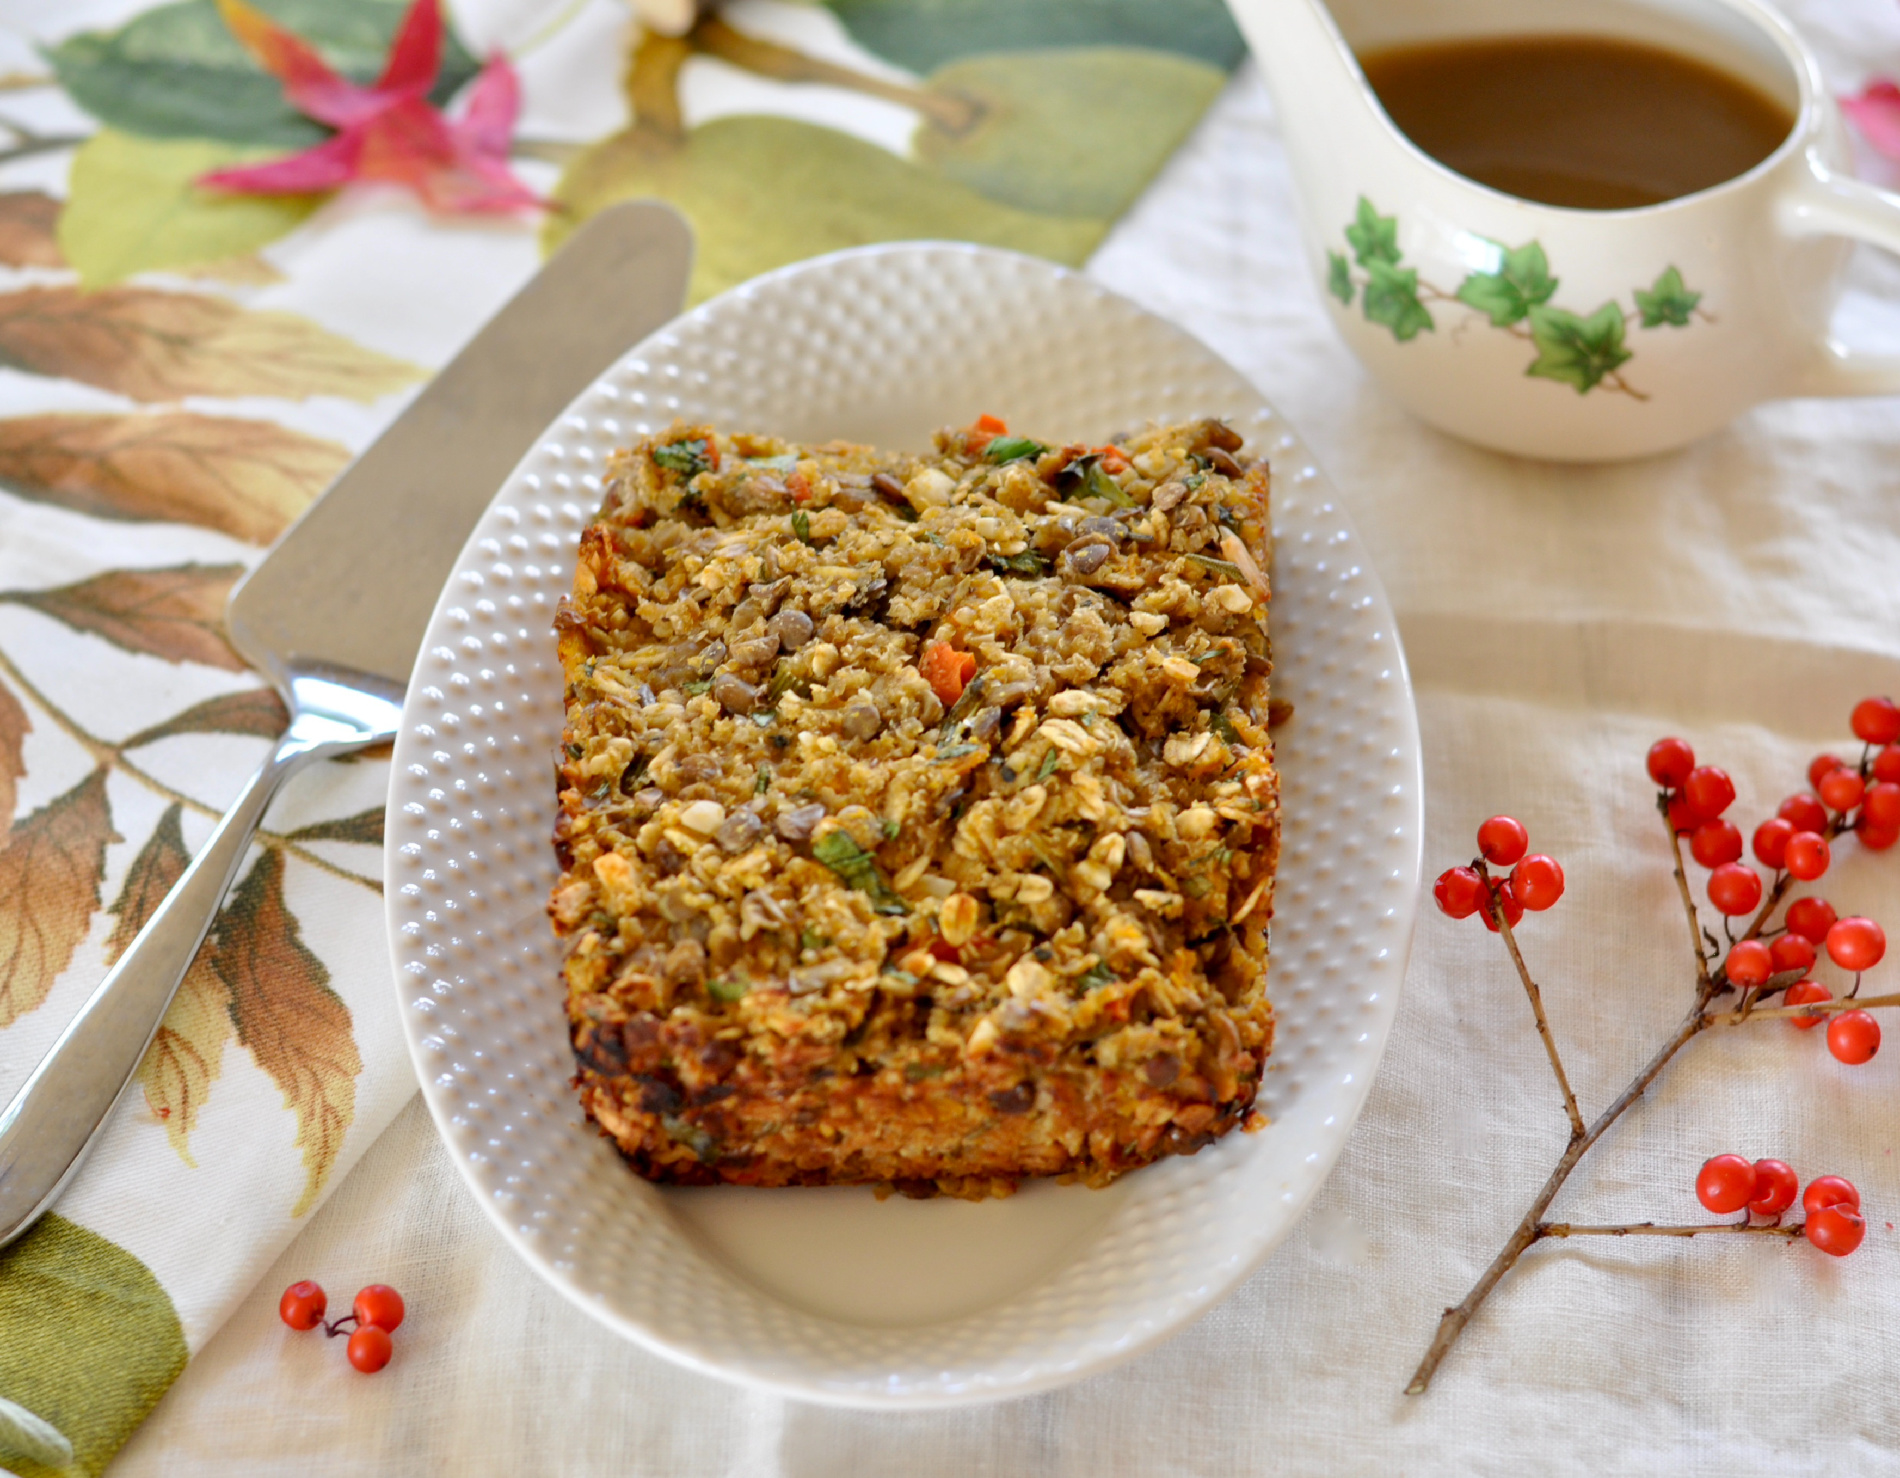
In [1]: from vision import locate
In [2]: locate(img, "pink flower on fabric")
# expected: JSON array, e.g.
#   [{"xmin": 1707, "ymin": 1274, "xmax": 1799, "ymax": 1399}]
[
  {"xmin": 198, "ymin": 0, "xmax": 543, "ymax": 215},
  {"xmin": 1842, "ymin": 79, "xmax": 1900, "ymax": 163}
]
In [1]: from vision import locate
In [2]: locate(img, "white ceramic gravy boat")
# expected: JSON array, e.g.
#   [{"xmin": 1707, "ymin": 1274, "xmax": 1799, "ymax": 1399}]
[{"xmin": 1224, "ymin": 0, "xmax": 1900, "ymax": 460}]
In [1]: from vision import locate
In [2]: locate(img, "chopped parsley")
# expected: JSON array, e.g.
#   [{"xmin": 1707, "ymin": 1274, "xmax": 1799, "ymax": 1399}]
[
  {"xmin": 1078, "ymin": 960, "xmax": 1117, "ymax": 991},
  {"xmin": 791, "ymin": 510, "xmax": 812, "ymax": 544},
  {"xmin": 937, "ymin": 742, "xmax": 982, "ymax": 762},
  {"xmin": 1211, "ymin": 710, "xmax": 1242, "ymax": 745},
  {"xmin": 707, "ymin": 977, "xmax": 748, "ymax": 1002},
  {"xmin": 565, "ymin": 742, "xmax": 584, "ymax": 759},
  {"xmin": 1036, "ymin": 748, "xmax": 1061, "ymax": 782},
  {"xmin": 755, "ymin": 767, "xmax": 773, "ymax": 795},
  {"xmin": 987, "ymin": 550, "xmax": 1050, "ymax": 577},
  {"xmin": 653, "ymin": 438, "xmax": 712, "ymax": 477},
  {"xmin": 985, "ymin": 435, "xmax": 1047, "ymax": 464},
  {"xmin": 799, "ymin": 928, "xmax": 831, "ymax": 952},
  {"xmin": 812, "ymin": 830, "xmax": 909, "ymax": 915},
  {"xmin": 1185, "ymin": 552, "xmax": 1244, "ymax": 580},
  {"xmin": 683, "ymin": 679, "xmax": 712, "ymax": 695}
]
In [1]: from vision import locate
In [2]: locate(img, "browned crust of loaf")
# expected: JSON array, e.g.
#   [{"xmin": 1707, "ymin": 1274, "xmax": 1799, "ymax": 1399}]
[{"xmin": 551, "ymin": 418, "xmax": 1278, "ymax": 1198}]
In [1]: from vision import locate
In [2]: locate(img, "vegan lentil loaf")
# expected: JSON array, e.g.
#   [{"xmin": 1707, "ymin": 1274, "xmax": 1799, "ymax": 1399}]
[{"xmin": 550, "ymin": 414, "xmax": 1279, "ymax": 1198}]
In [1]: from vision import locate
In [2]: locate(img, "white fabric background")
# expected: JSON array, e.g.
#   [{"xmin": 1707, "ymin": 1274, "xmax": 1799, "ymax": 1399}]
[{"xmin": 109, "ymin": 5, "xmax": 1900, "ymax": 1470}]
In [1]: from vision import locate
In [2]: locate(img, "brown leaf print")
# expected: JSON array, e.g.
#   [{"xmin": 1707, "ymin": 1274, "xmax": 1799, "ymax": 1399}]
[
  {"xmin": 0, "ymin": 191, "xmax": 65, "ymax": 269},
  {"xmin": 216, "ymin": 848, "xmax": 359, "ymax": 1215},
  {"xmin": 4, "ymin": 563, "xmax": 248, "ymax": 672},
  {"xmin": 0, "ymin": 412, "xmax": 348, "ymax": 545},
  {"xmin": 123, "ymin": 687, "xmax": 287, "ymax": 751},
  {"xmin": 0, "ymin": 768, "xmax": 118, "ymax": 1031},
  {"xmin": 286, "ymin": 808, "xmax": 383, "ymax": 846},
  {"xmin": 0, "ymin": 678, "xmax": 27, "ymax": 846},
  {"xmin": 0, "ymin": 285, "xmax": 422, "ymax": 403},
  {"xmin": 111, "ymin": 806, "xmax": 236, "ymax": 1164}
]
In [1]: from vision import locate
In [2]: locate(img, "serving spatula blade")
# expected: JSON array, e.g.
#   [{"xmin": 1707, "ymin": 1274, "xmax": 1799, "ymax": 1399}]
[{"xmin": 0, "ymin": 200, "xmax": 693, "ymax": 1247}]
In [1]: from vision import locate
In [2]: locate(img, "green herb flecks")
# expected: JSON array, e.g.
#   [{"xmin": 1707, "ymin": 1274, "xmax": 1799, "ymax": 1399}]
[
  {"xmin": 985, "ymin": 435, "xmax": 1047, "ymax": 464},
  {"xmin": 1075, "ymin": 458, "xmax": 1135, "ymax": 508},
  {"xmin": 1210, "ymin": 710, "xmax": 1242, "ymax": 746},
  {"xmin": 987, "ymin": 549, "xmax": 1050, "ymax": 577},
  {"xmin": 707, "ymin": 977, "xmax": 748, "ymax": 1003},
  {"xmin": 1077, "ymin": 960, "xmax": 1117, "ymax": 991},
  {"xmin": 880, "ymin": 817, "xmax": 901, "ymax": 840},
  {"xmin": 812, "ymin": 830, "xmax": 909, "ymax": 915},
  {"xmin": 937, "ymin": 742, "xmax": 983, "ymax": 762},
  {"xmin": 565, "ymin": 741, "xmax": 584, "ymax": 759},
  {"xmin": 661, "ymin": 1115, "xmax": 716, "ymax": 1161},
  {"xmin": 654, "ymin": 438, "xmax": 712, "ymax": 477},
  {"xmin": 1036, "ymin": 747, "xmax": 1061, "ymax": 782},
  {"xmin": 904, "ymin": 1061, "xmax": 947, "ymax": 1082},
  {"xmin": 683, "ymin": 679, "xmax": 712, "ymax": 695},
  {"xmin": 799, "ymin": 928, "xmax": 832, "ymax": 952},
  {"xmin": 1186, "ymin": 552, "xmax": 1244, "ymax": 580},
  {"xmin": 938, "ymin": 673, "xmax": 986, "ymax": 740},
  {"xmin": 791, "ymin": 509, "xmax": 812, "ymax": 544},
  {"xmin": 755, "ymin": 767, "xmax": 773, "ymax": 795}
]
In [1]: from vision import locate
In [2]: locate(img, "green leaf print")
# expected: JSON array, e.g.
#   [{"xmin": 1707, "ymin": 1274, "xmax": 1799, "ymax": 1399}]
[
  {"xmin": 1344, "ymin": 196, "xmax": 1401, "ymax": 267},
  {"xmin": 912, "ymin": 48, "xmax": 1225, "ymax": 220},
  {"xmin": 1453, "ymin": 239, "xmax": 1557, "ymax": 327},
  {"xmin": 1362, "ymin": 259, "xmax": 1433, "ymax": 341},
  {"xmin": 0, "ymin": 1215, "xmax": 187, "ymax": 1477},
  {"xmin": 47, "ymin": 0, "xmax": 481, "ymax": 147},
  {"xmin": 1633, "ymin": 265, "xmax": 1701, "ymax": 328},
  {"xmin": 823, "ymin": 0, "xmax": 1247, "ymax": 73},
  {"xmin": 1326, "ymin": 249, "xmax": 1354, "ymax": 305},
  {"xmin": 1526, "ymin": 302, "xmax": 1633, "ymax": 393}
]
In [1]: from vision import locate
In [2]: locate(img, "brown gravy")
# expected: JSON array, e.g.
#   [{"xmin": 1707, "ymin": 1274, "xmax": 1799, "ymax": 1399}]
[{"xmin": 1359, "ymin": 35, "xmax": 1794, "ymax": 210}]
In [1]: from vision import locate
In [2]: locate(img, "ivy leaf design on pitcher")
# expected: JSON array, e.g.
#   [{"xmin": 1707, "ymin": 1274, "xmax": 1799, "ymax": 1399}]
[
  {"xmin": 1525, "ymin": 303, "xmax": 1633, "ymax": 394},
  {"xmin": 1344, "ymin": 196, "xmax": 1401, "ymax": 266},
  {"xmin": 1455, "ymin": 240, "xmax": 1557, "ymax": 327},
  {"xmin": 1327, "ymin": 249, "xmax": 1355, "ymax": 305},
  {"xmin": 1362, "ymin": 259, "xmax": 1433, "ymax": 340},
  {"xmin": 1633, "ymin": 265, "xmax": 1701, "ymax": 327}
]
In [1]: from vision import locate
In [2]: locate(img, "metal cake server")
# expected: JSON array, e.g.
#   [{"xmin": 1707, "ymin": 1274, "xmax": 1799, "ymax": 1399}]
[{"xmin": 0, "ymin": 200, "xmax": 693, "ymax": 1248}]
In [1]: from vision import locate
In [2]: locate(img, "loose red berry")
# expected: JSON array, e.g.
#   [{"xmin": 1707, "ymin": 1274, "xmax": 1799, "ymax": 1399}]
[
  {"xmin": 1667, "ymin": 793, "xmax": 1702, "ymax": 833},
  {"xmin": 1803, "ymin": 1175, "xmax": 1861, "ymax": 1215},
  {"xmin": 1752, "ymin": 817, "xmax": 1795, "ymax": 869},
  {"xmin": 1477, "ymin": 815, "xmax": 1528, "ymax": 867},
  {"xmin": 1433, "ymin": 866, "xmax": 1487, "ymax": 920},
  {"xmin": 1707, "ymin": 863, "xmax": 1762, "ymax": 917},
  {"xmin": 1511, "ymin": 854, "xmax": 1565, "ymax": 911},
  {"xmin": 1682, "ymin": 766, "xmax": 1736, "ymax": 823},
  {"xmin": 1827, "ymin": 917, "xmax": 1886, "ymax": 972},
  {"xmin": 1748, "ymin": 1159, "xmax": 1799, "ymax": 1217},
  {"xmin": 1807, "ymin": 1203, "xmax": 1867, "ymax": 1257},
  {"xmin": 1784, "ymin": 831, "xmax": 1831, "ymax": 882},
  {"xmin": 1784, "ymin": 978, "xmax": 1832, "ymax": 1029},
  {"xmin": 1724, "ymin": 939, "xmax": 1772, "ymax": 987},
  {"xmin": 1819, "ymin": 769, "xmax": 1866, "ymax": 815},
  {"xmin": 1875, "ymin": 745, "xmax": 1900, "ymax": 785},
  {"xmin": 1779, "ymin": 793, "xmax": 1829, "ymax": 835},
  {"xmin": 1786, "ymin": 897, "xmax": 1838, "ymax": 944},
  {"xmin": 1647, "ymin": 736, "xmax": 1695, "ymax": 789},
  {"xmin": 1827, "ymin": 1009, "xmax": 1881, "ymax": 1065},
  {"xmin": 279, "ymin": 1280, "xmax": 326, "ymax": 1332},
  {"xmin": 346, "ymin": 1324, "xmax": 393, "ymax": 1374},
  {"xmin": 1863, "ymin": 781, "xmax": 1900, "ymax": 830},
  {"xmin": 1727, "ymin": 940, "xmax": 1775, "ymax": 989},
  {"xmin": 1810, "ymin": 753, "xmax": 1850, "ymax": 792},
  {"xmin": 1696, "ymin": 1154, "xmax": 1756, "ymax": 1214},
  {"xmin": 1478, "ymin": 878, "xmax": 1525, "ymax": 932},
  {"xmin": 1859, "ymin": 820, "xmax": 1900, "ymax": 852},
  {"xmin": 1770, "ymin": 933, "xmax": 1816, "ymax": 975},
  {"xmin": 1852, "ymin": 696, "xmax": 1900, "ymax": 746},
  {"xmin": 1689, "ymin": 820, "xmax": 1742, "ymax": 869},
  {"xmin": 353, "ymin": 1284, "xmax": 405, "ymax": 1333}
]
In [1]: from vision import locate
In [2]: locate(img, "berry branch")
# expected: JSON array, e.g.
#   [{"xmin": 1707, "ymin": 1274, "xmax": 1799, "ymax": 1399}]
[{"xmin": 1405, "ymin": 696, "xmax": 1900, "ymax": 1395}]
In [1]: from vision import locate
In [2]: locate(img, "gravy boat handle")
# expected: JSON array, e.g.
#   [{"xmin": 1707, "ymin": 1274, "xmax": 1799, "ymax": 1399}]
[{"xmin": 1779, "ymin": 160, "xmax": 1900, "ymax": 396}]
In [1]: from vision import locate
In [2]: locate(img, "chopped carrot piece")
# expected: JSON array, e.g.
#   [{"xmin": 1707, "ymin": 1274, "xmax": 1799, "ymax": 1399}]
[
  {"xmin": 1091, "ymin": 444, "xmax": 1130, "ymax": 475},
  {"xmin": 975, "ymin": 414, "xmax": 1008, "ymax": 434},
  {"xmin": 920, "ymin": 640, "xmax": 976, "ymax": 705},
  {"xmin": 966, "ymin": 413, "xmax": 1009, "ymax": 456},
  {"xmin": 786, "ymin": 470, "xmax": 811, "ymax": 502}
]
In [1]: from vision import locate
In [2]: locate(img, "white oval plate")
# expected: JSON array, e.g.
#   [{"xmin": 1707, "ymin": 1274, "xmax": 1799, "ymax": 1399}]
[{"xmin": 386, "ymin": 243, "xmax": 1422, "ymax": 1407}]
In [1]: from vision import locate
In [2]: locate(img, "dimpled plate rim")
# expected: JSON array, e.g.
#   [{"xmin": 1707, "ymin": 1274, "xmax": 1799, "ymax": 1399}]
[{"xmin": 385, "ymin": 242, "xmax": 1423, "ymax": 1408}]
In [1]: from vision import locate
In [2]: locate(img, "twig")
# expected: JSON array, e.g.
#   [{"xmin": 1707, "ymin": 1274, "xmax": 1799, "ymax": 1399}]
[
  {"xmin": 1483, "ymin": 866, "xmax": 1584, "ymax": 1140},
  {"xmin": 1710, "ymin": 992, "xmax": 1900, "ymax": 1025},
  {"xmin": 1404, "ymin": 985, "xmax": 1713, "ymax": 1395},
  {"xmin": 1536, "ymin": 1220, "xmax": 1802, "ymax": 1240},
  {"xmin": 0, "ymin": 647, "xmax": 380, "ymax": 894},
  {"xmin": 1663, "ymin": 803, "xmax": 1712, "ymax": 989}
]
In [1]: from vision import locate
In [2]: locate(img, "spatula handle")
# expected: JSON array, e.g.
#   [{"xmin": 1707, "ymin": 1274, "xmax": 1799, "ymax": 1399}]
[{"xmin": 0, "ymin": 738, "xmax": 319, "ymax": 1247}]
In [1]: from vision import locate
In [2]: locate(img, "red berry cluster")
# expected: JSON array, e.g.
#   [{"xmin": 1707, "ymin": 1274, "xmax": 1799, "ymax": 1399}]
[
  {"xmin": 1694, "ymin": 1157, "xmax": 1865, "ymax": 1256},
  {"xmin": 1648, "ymin": 723, "xmax": 1892, "ymax": 1067},
  {"xmin": 279, "ymin": 1280, "xmax": 406, "ymax": 1373},
  {"xmin": 1433, "ymin": 815, "xmax": 1565, "ymax": 931}
]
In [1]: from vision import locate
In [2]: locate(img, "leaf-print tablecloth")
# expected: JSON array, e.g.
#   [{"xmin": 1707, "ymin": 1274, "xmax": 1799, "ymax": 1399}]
[{"xmin": 0, "ymin": 2, "xmax": 1243, "ymax": 1471}]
